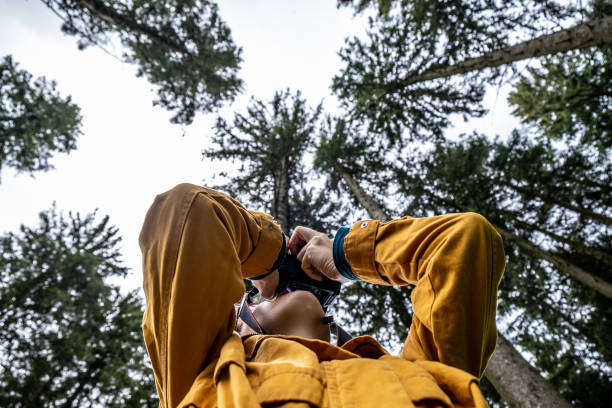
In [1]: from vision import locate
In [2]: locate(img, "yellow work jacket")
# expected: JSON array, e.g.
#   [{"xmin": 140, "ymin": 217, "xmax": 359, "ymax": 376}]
[{"xmin": 140, "ymin": 184, "xmax": 505, "ymax": 408}]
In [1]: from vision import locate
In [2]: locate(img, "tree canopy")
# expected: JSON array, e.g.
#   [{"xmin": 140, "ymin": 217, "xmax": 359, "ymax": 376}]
[
  {"xmin": 203, "ymin": 89, "xmax": 341, "ymax": 233},
  {"xmin": 0, "ymin": 207, "xmax": 157, "ymax": 407},
  {"xmin": 0, "ymin": 55, "xmax": 82, "ymax": 181},
  {"xmin": 42, "ymin": 0, "xmax": 243, "ymax": 124}
]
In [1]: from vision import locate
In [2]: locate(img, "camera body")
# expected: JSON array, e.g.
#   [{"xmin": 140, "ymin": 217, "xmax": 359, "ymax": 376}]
[
  {"xmin": 275, "ymin": 254, "xmax": 341, "ymax": 312},
  {"xmin": 240, "ymin": 253, "xmax": 351, "ymax": 344}
]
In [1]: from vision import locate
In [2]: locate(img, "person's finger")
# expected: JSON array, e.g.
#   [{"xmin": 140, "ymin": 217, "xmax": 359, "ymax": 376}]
[
  {"xmin": 296, "ymin": 242, "xmax": 308, "ymax": 262},
  {"xmin": 288, "ymin": 226, "xmax": 318, "ymax": 254},
  {"xmin": 301, "ymin": 252, "xmax": 323, "ymax": 281}
]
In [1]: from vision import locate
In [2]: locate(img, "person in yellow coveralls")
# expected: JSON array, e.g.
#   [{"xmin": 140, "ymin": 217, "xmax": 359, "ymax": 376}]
[{"xmin": 139, "ymin": 183, "xmax": 505, "ymax": 408}]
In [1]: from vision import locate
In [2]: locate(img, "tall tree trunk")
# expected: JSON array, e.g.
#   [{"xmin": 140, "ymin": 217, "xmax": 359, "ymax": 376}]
[
  {"xmin": 394, "ymin": 15, "xmax": 612, "ymax": 88},
  {"xmin": 507, "ymin": 181, "xmax": 612, "ymax": 226},
  {"xmin": 511, "ymin": 218, "xmax": 612, "ymax": 267},
  {"xmin": 70, "ymin": 0, "xmax": 188, "ymax": 53},
  {"xmin": 334, "ymin": 164, "xmax": 389, "ymax": 221},
  {"xmin": 485, "ymin": 334, "xmax": 572, "ymax": 408},
  {"xmin": 494, "ymin": 225, "xmax": 612, "ymax": 300},
  {"xmin": 334, "ymin": 166, "xmax": 572, "ymax": 407},
  {"xmin": 276, "ymin": 157, "xmax": 290, "ymax": 234}
]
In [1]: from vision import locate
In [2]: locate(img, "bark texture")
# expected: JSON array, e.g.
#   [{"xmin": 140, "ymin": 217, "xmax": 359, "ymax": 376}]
[
  {"xmin": 512, "ymin": 218, "xmax": 612, "ymax": 267},
  {"xmin": 335, "ymin": 164, "xmax": 389, "ymax": 221},
  {"xmin": 495, "ymin": 225, "xmax": 612, "ymax": 300},
  {"xmin": 397, "ymin": 15, "xmax": 612, "ymax": 87},
  {"xmin": 485, "ymin": 334, "xmax": 573, "ymax": 408},
  {"xmin": 507, "ymin": 181, "xmax": 612, "ymax": 226},
  {"xmin": 73, "ymin": 0, "xmax": 188, "ymax": 53},
  {"xmin": 276, "ymin": 158, "xmax": 290, "ymax": 234}
]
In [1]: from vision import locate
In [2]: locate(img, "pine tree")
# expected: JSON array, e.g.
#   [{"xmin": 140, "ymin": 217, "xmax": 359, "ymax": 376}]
[
  {"xmin": 315, "ymin": 128, "xmax": 574, "ymax": 406},
  {"xmin": 392, "ymin": 133, "xmax": 611, "ymax": 406},
  {"xmin": 203, "ymin": 89, "xmax": 345, "ymax": 234},
  {"xmin": 509, "ymin": 46, "xmax": 612, "ymax": 151},
  {"xmin": 385, "ymin": 15, "xmax": 612, "ymax": 89},
  {"xmin": 0, "ymin": 55, "xmax": 82, "ymax": 181},
  {"xmin": 332, "ymin": 0, "xmax": 608, "ymax": 142},
  {"xmin": 0, "ymin": 206, "xmax": 157, "ymax": 407},
  {"xmin": 42, "ymin": 0, "xmax": 243, "ymax": 124}
]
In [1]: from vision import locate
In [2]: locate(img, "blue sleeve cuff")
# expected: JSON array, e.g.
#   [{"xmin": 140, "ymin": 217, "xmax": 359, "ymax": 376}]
[
  {"xmin": 248, "ymin": 233, "xmax": 286, "ymax": 281},
  {"xmin": 333, "ymin": 227, "xmax": 359, "ymax": 281}
]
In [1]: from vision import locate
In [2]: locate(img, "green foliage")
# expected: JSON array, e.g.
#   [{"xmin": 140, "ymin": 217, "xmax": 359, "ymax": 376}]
[
  {"xmin": 289, "ymin": 187, "xmax": 350, "ymax": 235},
  {"xmin": 332, "ymin": 16, "xmax": 487, "ymax": 143},
  {"xmin": 315, "ymin": 117, "xmax": 393, "ymax": 196},
  {"xmin": 0, "ymin": 55, "xmax": 81, "ymax": 180},
  {"xmin": 43, "ymin": 0, "xmax": 242, "ymax": 124},
  {"xmin": 0, "ymin": 206, "xmax": 157, "ymax": 407},
  {"xmin": 509, "ymin": 47, "xmax": 612, "ymax": 151},
  {"xmin": 332, "ymin": 0, "xmax": 581, "ymax": 143},
  {"xmin": 390, "ymin": 133, "xmax": 611, "ymax": 407},
  {"xmin": 337, "ymin": 0, "xmax": 394, "ymax": 16},
  {"xmin": 339, "ymin": 0, "xmax": 578, "ymax": 60},
  {"xmin": 337, "ymin": 282, "xmax": 413, "ymax": 350},
  {"xmin": 204, "ymin": 89, "xmax": 328, "ymax": 232}
]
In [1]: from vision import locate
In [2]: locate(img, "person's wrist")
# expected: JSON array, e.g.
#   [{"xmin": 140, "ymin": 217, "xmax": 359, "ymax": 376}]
[{"xmin": 333, "ymin": 227, "xmax": 359, "ymax": 281}]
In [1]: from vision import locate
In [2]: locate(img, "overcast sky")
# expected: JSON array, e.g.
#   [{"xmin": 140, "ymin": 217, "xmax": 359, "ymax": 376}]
[{"xmin": 0, "ymin": 1, "xmax": 520, "ymax": 293}]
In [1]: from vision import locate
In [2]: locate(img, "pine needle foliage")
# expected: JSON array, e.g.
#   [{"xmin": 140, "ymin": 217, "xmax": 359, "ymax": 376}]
[
  {"xmin": 0, "ymin": 207, "xmax": 157, "ymax": 407},
  {"xmin": 42, "ymin": 0, "xmax": 243, "ymax": 124},
  {"xmin": 0, "ymin": 55, "xmax": 81, "ymax": 180}
]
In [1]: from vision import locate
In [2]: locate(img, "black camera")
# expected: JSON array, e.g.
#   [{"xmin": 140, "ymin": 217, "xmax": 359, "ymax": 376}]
[
  {"xmin": 275, "ymin": 254, "xmax": 341, "ymax": 312},
  {"xmin": 240, "ymin": 253, "xmax": 351, "ymax": 344},
  {"xmin": 246, "ymin": 254, "xmax": 341, "ymax": 312}
]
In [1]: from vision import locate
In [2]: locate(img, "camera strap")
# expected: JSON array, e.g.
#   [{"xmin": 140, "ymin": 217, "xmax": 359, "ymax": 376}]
[
  {"xmin": 238, "ymin": 292, "xmax": 266, "ymax": 334},
  {"xmin": 321, "ymin": 315, "xmax": 353, "ymax": 346}
]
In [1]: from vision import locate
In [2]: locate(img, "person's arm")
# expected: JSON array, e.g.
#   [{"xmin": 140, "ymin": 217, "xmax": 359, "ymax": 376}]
[
  {"xmin": 341, "ymin": 213, "xmax": 505, "ymax": 378},
  {"xmin": 139, "ymin": 183, "xmax": 284, "ymax": 408},
  {"xmin": 290, "ymin": 212, "xmax": 504, "ymax": 377}
]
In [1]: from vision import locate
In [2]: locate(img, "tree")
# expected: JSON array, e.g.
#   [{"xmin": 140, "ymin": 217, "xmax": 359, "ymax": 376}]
[
  {"xmin": 0, "ymin": 55, "xmax": 82, "ymax": 181},
  {"xmin": 42, "ymin": 0, "xmax": 243, "ymax": 124},
  {"xmin": 315, "ymin": 117, "xmax": 393, "ymax": 220},
  {"xmin": 315, "ymin": 128, "xmax": 574, "ymax": 406},
  {"xmin": 332, "ymin": 23, "xmax": 487, "ymax": 143},
  {"xmin": 204, "ymin": 89, "xmax": 333, "ymax": 234},
  {"xmin": 509, "ymin": 46, "xmax": 612, "ymax": 151},
  {"xmin": 332, "ymin": 0, "xmax": 606, "ymax": 142},
  {"xmin": 0, "ymin": 206, "xmax": 157, "ymax": 407},
  {"xmin": 385, "ymin": 15, "xmax": 612, "ymax": 90},
  {"xmin": 338, "ymin": 0, "xmax": 580, "ymax": 59},
  {"xmin": 392, "ymin": 133, "xmax": 611, "ymax": 406}
]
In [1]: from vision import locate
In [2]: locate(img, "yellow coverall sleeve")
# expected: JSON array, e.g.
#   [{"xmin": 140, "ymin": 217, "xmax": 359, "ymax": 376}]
[
  {"xmin": 139, "ymin": 184, "xmax": 283, "ymax": 408},
  {"xmin": 343, "ymin": 213, "xmax": 505, "ymax": 378}
]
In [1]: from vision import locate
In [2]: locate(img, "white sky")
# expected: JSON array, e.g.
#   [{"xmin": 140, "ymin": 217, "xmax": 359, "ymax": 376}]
[{"xmin": 0, "ymin": 0, "xmax": 520, "ymax": 293}]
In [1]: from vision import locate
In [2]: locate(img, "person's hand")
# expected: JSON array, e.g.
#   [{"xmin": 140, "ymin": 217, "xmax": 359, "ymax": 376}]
[{"xmin": 288, "ymin": 226, "xmax": 350, "ymax": 283}]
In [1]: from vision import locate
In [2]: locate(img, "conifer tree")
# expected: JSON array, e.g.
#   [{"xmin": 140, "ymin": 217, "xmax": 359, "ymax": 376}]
[
  {"xmin": 509, "ymin": 46, "xmax": 612, "ymax": 151},
  {"xmin": 333, "ymin": 0, "xmax": 608, "ymax": 141},
  {"xmin": 42, "ymin": 0, "xmax": 243, "ymax": 124},
  {"xmin": 0, "ymin": 207, "xmax": 157, "ymax": 407},
  {"xmin": 315, "ymin": 126, "xmax": 575, "ymax": 406},
  {"xmin": 392, "ymin": 133, "xmax": 611, "ymax": 406},
  {"xmin": 203, "ymin": 90, "xmax": 344, "ymax": 234},
  {"xmin": 0, "ymin": 55, "xmax": 82, "ymax": 181}
]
